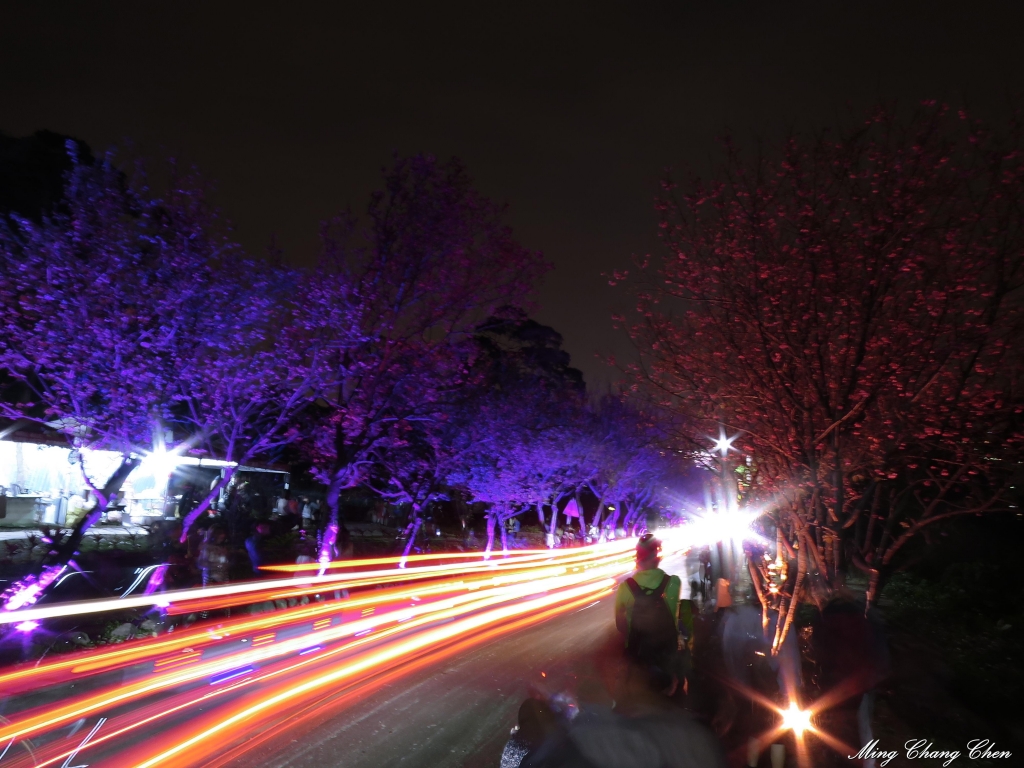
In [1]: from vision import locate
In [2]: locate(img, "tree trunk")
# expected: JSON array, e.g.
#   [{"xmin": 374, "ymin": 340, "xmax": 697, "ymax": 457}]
[
  {"xmin": 179, "ymin": 465, "xmax": 237, "ymax": 542},
  {"xmin": 399, "ymin": 513, "xmax": 423, "ymax": 567},
  {"xmin": 318, "ymin": 475, "xmax": 343, "ymax": 566},
  {"xmin": 865, "ymin": 566, "xmax": 882, "ymax": 612},
  {"xmin": 604, "ymin": 502, "xmax": 623, "ymax": 540},
  {"xmin": 590, "ymin": 493, "xmax": 607, "ymax": 538},
  {"xmin": 772, "ymin": 528, "xmax": 807, "ymax": 654},
  {"xmin": 401, "ymin": 503, "xmax": 422, "ymax": 542},
  {"xmin": 546, "ymin": 500, "xmax": 559, "ymax": 548},
  {"xmin": 485, "ymin": 511, "xmax": 497, "ymax": 557},
  {"xmin": 626, "ymin": 501, "xmax": 645, "ymax": 535},
  {"xmin": 748, "ymin": 556, "xmax": 771, "ymax": 631},
  {"xmin": 320, "ymin": 432, "xmax": 363, "ymax": 566}
]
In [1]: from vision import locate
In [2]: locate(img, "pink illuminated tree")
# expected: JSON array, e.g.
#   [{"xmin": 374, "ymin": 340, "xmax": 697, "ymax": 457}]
[{"xmin": 624, "ymin": 104, "xmax": 1024, "ymax": 637}]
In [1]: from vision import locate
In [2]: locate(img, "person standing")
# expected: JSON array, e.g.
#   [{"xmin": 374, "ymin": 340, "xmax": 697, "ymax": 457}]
[
  {"xmin": 812, "ymin": 590, "xmax": 890, "ymax": 766},
  {"xmin": 614, "ymin": 534, "xmax": 684, "ymax": 694},
  {"xmin": 245, "ymin": 521, "xmax": 271, "ymax": 576},
  {"xmin": 301, "ymin": 497, "xmax": 313, "ymax": 531},
  {"xmin": 309, "ymin": 498, "xmax": 322, "ymax": 530},
  {"xmin": 198, "ymin": 526, "xmax": 230, "ymax": 587}
]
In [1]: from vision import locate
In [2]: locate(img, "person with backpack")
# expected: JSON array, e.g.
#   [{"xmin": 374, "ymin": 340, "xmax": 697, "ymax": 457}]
[{"xmin": 615, "ymin": 534, "xmax": 686, "ymax": 695}]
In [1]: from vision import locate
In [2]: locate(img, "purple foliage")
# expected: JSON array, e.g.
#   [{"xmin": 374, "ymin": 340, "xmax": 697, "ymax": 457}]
[
  {"xmin": 307, "ymin": 155, "xmax": 549, "ymax": 561},
  {"xmin": 3, "ymin": 565, "xmax": 65, "ymax": 612}
]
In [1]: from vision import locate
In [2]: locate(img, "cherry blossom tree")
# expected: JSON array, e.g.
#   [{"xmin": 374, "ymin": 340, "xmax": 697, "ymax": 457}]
[
  {"xmin": 438, "ymin": 309, "xmax": 593, "ymax": 552},
  {"xmin": 171, "ymin": 260, "xmax": 345, "ymax": 542},
  {"xmin": 0, "ymin": 147, "xmax": 232, "ymax": 608},
  {"xmin": 571, "ymin": 397, "xmax": 673, "ymax": 538},
  {"xmin": 306, "ymin": 156, "xmax": 548, "ymax": 562},
  {"xmin": 624, "ymin": 105, "xmax": 1024, "ymax": 632},
  {"xmin": 0, "ymin": 146, "xmax": 336, "ymax": 609}
]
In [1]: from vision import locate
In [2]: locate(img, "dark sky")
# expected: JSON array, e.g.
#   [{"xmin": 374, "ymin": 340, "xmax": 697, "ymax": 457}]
[{"xmin": 3, "ymin": 1, "xmax": 1024, "ymax": 387}]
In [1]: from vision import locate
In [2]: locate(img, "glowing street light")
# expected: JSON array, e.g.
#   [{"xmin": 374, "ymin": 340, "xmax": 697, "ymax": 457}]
[
  {"xmin": 681, "ymin": 504, "xmax": 764, "ymax": 548},
  {"xmin": 710, "ymin": 428, "xmax": 739, "ymax": 458},
  {"xmin": 780, "ymin": 701, "xmax": 813, "ymax": 736},
  {"xmin": 139, "ymin": 447, "xmax": 187, "ymax": 478}
]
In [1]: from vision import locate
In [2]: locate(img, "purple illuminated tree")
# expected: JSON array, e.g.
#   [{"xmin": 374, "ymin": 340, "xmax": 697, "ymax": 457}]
[
  {"xmin": 0, "ymin": 148, "xmax": 232, "ymax": 609},
  {"xmin": 0, "ymin": 146, "xmax": 335, "ymax": 609},
  {"xmin": 581, "ymin": 397, "xmax": 676, "ymax": 539},
  {"xmin": 441, "ymin": 310, "xmax": 596, "ymax": 552},
  {"xmin": 306, "ymin": 156, "xmax": 548, "ymax": 562},
  {"xmin": 171, "ymin": 261, "xmax": 347, "ymax": 542},
  {"xmin": 363, "ymin": 371, "xmax": 469, "ymax": 562}
]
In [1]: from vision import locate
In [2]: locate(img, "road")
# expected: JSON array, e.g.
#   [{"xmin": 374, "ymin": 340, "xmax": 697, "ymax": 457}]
[
  {"xmin": 229, "ymin": 592, "xmax": 618, "ymax": 768},
  {"xmin": 0, "ymin": 541, "xmax": 698, "ymax": 768},
  {"xmin": 228, "ymin": 551, "xmax": 697, "ymax": 768}
]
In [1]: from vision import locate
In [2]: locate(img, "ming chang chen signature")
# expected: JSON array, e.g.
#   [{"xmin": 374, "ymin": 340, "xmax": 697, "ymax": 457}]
[{"xmin": 850, "ymin": 739, "xmax": 1013, "ymax": 766}]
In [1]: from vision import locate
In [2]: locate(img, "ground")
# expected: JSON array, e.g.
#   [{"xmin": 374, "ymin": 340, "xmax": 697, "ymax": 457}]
[{"xmin": 223, "ymin": 592, "xmax": 617, "ymax": 768}]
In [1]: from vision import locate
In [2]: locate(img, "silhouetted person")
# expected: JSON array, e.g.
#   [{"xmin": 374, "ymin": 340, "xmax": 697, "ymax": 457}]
[
  {"xmin": 812, "ymin": 590, "xmax": 890, "ymax": 765},
  {"xmin": 615, "ymin": 534, "xmax": 684, "ymax": 695},
  {"xmin": 245, "ymin": 522, "xmax": 271, "ymax": 576},
  {"xmin": 501, "ymin": 699, "xmax": 560, "ymax": 768},
  {"xmin": 199, "ymin": 526, "xmax": 230, "ymax": 586},
  {"xmin": 519, "ymin": 674, "xmax": 727, "ymax": 768}
]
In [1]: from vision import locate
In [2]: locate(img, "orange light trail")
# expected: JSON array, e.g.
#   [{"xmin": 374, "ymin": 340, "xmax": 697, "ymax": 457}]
[
  {"xmin": 262, "ymin": 547, "xmax": 561, "ymax": 571},
  {"xmin": 0, "ymin": 541, "xmax": 624, "ymax": 626},
  {"xmin": 0, "ymin": 536, "xmax": 683, "ymax": 768},
  {"xmin": 0, "ymin": 563, "xmax": 623, "ymax": 745},
  {"xmin": 127, "ymin": 583, "xmax": 614, "ymax": 768},
  {"xmin": 0, "ymin": 544, "xmax": 627, "ymax": 695}
]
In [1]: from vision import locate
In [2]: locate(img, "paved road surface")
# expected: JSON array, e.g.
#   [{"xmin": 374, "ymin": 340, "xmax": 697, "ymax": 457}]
[
  {"xmin": 228, "ymin": 591, "xmax": 618, "ymax": 768},
  {"xmin": 0, "ymin": 550, "xmax": 700, "ymax": 768},
  {"xmin": 219, "ymin": 552, "xmax": 697, "ymax": 768}
]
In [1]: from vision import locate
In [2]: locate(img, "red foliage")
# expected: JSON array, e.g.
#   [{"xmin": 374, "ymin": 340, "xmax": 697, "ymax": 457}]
[{"xmin": 626, "ymin": 105, "xmax": 1024, "ymax": 609}]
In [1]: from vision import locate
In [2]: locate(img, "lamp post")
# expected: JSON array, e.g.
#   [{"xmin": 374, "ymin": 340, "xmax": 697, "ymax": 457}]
[{"xmin": 709, "ymin": 428, "xmax": 743, "ymax": 602}]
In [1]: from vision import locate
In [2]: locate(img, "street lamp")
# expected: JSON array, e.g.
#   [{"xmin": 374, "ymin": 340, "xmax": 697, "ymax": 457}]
[
  {"xmin": 706, "ymin": 427, "xmax": 745, "ymax": 605},
  {"xmin": 710, "ymin": 428, "xmax": 739, "ymax": 458}
]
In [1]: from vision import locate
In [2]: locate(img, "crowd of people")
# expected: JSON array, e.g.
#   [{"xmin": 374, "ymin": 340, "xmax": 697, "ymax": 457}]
[
  {"xmin": 500, "ymin": 535, "xmax": 891, "ymax": 768},
  {"xmin": 145, "ymin": 486, "xmax": 339, "ymax": 593}
]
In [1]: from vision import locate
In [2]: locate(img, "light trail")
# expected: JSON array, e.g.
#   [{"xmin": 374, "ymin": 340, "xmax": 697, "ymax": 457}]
[
  {"xmin": 261, "ymin": 548, "xmax": 562, "ymax": 571},
  {"xmin": 0, "ymin": 535, "xmax": 686, "ymax": 768},
  {"xmin": 0, "ymin": 543, "xmax": 631, "ymax": 693},
  {"xmin": 0, "ymin": 540, "xmax": 631, "ymax": 626},
  {"xmin": 0, "ymin": 562, "xmax": 624, "ymax": 744},
  {"xmin": 125, "ymin": 583, "xmax": 616, "ymax": 768}
]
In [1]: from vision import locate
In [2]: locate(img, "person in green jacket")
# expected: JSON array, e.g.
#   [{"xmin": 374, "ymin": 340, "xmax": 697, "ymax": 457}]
[{"xmin": 615, "ymin": 534, "xmax": 691, "ymax": 695}]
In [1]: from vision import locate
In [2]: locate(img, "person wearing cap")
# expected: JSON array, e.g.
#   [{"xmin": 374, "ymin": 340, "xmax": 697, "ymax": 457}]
[{"xmin": 614, "ymin": 534, "xmax": 686, "ymax": 694}]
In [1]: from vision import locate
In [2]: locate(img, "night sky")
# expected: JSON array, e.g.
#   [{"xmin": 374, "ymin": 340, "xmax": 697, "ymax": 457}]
[{"xmin": 4, "ymin": 1, "xmax": 1024, "ymax": 387}]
